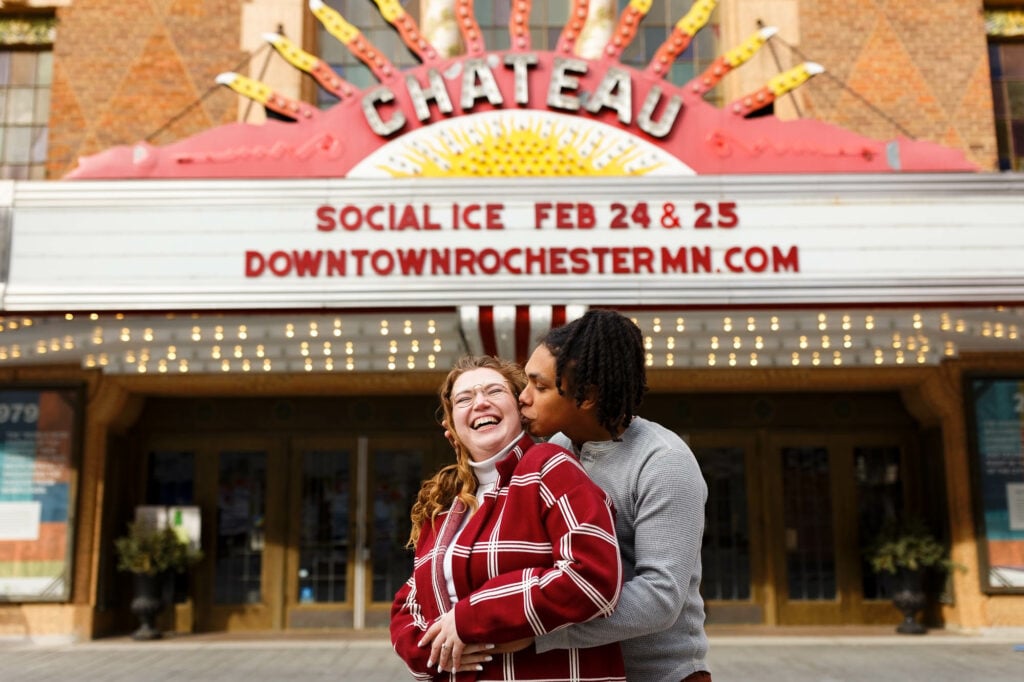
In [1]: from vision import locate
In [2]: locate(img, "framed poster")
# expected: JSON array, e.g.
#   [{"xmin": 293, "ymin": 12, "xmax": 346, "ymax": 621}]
[
  {"xmin": 0, "ymin": 387, "xmax": 82, "ymax": 602},
  {"xmin": 966, "ymin": 376, "xmax": 1024, "ymax": 593}
]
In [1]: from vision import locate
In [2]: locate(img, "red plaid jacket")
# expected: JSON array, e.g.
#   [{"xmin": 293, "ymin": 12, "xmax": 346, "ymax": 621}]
[{"xmin": 391, "ymin": 433, "xmax": 625, "ymax": 681}]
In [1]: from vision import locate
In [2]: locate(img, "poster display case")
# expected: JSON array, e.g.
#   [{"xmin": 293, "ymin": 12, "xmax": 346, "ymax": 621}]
[
  {"xmin": 0, "ymin": 386, "xmax": 83, "ymax": 602},
  {"xmin": 966, "ymin": 376, "xmax": 1024, "ymax": 593}
]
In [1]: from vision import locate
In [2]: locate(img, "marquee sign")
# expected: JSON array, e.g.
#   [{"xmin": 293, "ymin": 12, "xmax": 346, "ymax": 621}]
[
  {"xmin": 5, "ymin": 174, "xmax": 1022, "ymax": 312},
  {"xmin": 66, "ymin": 0, "xmax": 975, "ymax": 180}
]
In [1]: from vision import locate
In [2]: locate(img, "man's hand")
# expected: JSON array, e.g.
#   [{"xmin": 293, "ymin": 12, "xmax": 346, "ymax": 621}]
[
  {"xmin": 455, "ymin": 643, "xmax": 497, "ymax": 672},
  {"xmin": 491, "ymin": 637, "xmax": 534, "ymax": 654}
]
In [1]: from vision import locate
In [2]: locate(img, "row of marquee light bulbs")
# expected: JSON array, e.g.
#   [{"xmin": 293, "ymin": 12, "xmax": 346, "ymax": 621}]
[{"xmin": 0, "ymin": 310, "xmax": 1020, "ymax": 374}]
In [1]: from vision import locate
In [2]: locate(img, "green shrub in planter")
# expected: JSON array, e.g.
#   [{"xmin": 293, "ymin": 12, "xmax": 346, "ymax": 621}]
[
  {"xmin": 114, "ymin": 521, "xmax": 202, "ymax": 576},
  {"xmin": 865, "ymin": 517, "xmax": 958, "ymax": 575}
]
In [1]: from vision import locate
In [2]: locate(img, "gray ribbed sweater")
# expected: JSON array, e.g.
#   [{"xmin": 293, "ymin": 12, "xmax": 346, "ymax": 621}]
[{"xmin": 536, "ymin": 417, "xmax": 710, "ymax": 681}]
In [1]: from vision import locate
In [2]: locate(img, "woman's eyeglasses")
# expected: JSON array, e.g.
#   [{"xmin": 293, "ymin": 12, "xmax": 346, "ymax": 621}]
[{"xmin": 452, "ymin": 383, "xmax": 510, "ymax": 409}]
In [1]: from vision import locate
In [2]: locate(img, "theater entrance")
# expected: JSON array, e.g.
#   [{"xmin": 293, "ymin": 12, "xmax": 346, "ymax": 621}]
[
  {"xmin": 644, "ymin": 391, "xmax": 945, "ymax": 627},
  {"xmin": 105, "ymin": 390, "xmax": 945, "ymax": 633},
  {"xmin": 113, "ymin": 395, "xmax": 450, "ymax": 633},
  {"xmin": 690, "ymin": 430, "xmax": 922, "ymax": 626}
]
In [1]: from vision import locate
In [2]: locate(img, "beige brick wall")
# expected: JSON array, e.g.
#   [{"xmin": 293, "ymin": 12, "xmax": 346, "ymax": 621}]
[
  {"xmin": 46, "ymin": 0, "xmax": 999, "ymax": 177},
  {"xmin": 48, "ymin": 0, "xmax": 246, "ymax": 179},
  {"xmin": 797, "ymin": 0, "xmax": 997, "ymax": 169}
]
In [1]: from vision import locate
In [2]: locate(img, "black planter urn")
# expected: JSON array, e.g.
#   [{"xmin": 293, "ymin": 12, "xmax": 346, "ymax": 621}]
[
  {"xmin": 130, "ymin": 572, "xmax": 165, "ymax": 640},
  {"xmin": 890, "ymin": 568, "xmax": 927, "ymax": 635}
]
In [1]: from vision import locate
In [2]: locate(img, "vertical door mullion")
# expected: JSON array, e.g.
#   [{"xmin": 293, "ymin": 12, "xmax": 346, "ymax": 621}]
[
  {"xmin": 353, "ymin": 436, "xmax": 369, "ymax": 629},
  {"xmin": 831, "ymin": 438, "xmax": 857, "ymax": 621}
]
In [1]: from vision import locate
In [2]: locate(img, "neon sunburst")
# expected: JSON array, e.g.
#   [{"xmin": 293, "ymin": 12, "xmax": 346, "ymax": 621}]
[
  {"xmin": 66, "ymin": 0, "xmax": 975, "ymax": 179},
  {"xmin": 368, "ymin": 110, "xmax": 675, "ymax": 178}
]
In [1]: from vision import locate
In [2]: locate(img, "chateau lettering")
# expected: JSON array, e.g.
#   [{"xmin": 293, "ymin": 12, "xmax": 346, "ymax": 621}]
[{"xmin": 363, "ymin": 56, "xmax": 683, "ymax": 139}]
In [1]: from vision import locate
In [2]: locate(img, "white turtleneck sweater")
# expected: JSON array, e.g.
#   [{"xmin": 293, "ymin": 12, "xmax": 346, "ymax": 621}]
[{"xmin": 442, "ymin": 433, "xmax": 524, "ymax": 604}]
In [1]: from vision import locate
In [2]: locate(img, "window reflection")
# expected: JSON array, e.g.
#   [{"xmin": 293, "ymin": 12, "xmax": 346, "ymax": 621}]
[
  {"xmin": 298, "ymin": 450, "xmax": 351, "ymax": 603},
  {"xmin": 371, "ymin": 449, "xmax": 422, "ymax": 602},
  {"xmin": 215, "ymin": 451, "xmax": 266, "ymax": 605}
]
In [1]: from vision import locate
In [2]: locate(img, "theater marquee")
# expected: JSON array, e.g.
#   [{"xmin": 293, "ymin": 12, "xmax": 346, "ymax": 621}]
[{"xmin": 3, "ymin": 174, "xmax": 1022, "ymax": 312}]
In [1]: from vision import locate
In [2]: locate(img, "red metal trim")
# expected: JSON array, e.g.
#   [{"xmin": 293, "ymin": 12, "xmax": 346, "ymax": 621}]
[
  {"xmin": 514, "ymin": 305, "xmax": 531, "ymax": 363},
  {"xmin": 478, "ymin": 305, "xmax": 497, "ymax": 356}
]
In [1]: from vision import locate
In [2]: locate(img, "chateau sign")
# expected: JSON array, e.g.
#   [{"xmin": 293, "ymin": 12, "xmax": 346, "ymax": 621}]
[
  {"xmin": 27, "ymin": 0, "xmax": 1003, "ymax": 314},
  {"xmin": 362, "ymin": 56, "xmax": 683, "ymax": 140},
  {"xmin": 66, "ymin": 0, "xmax": 975, "ymax": 180}
]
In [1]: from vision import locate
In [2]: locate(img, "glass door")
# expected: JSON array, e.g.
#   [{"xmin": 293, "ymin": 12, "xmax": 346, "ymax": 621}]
[
  {"xmin": 144, "ymin": 434, "xmax": 286, "ymax": 632},
  {"xmin": 364, "ymin": 436, "xmax": 428, "ymax": 628},
  {"xmin": 285, "ymin": 433, "xmax": 433, "ymax": 629},
  {"xmin": 762, "ymin": 434, "xmax": 848, "ymax": 625},
  {"xmin": 200, "ymin": 436, "xmax": 286, "ymax": 631},
  {"xmin": 285, "ymin": 437, "xmax": 356, "ymax": 628},
  {"xmin": 689, "ymin": 432, "xmax": 765, "ymax": 625},
  {"xmin": 765, "ymin": 433, "xmax": 911, "ymax": 625},
  {"xmin": 145, "ymin": 430, "xmax": 442, "ymax": 631}
]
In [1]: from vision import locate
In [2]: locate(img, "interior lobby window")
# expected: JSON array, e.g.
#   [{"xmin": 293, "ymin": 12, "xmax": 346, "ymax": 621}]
[
  {"xmin": 0, "ymin": 14, "xmax": 53, "ymax": 179},
  {"xmin": 696, "ymin": 446, "xmax": 752, "ymax": 601},
  {"xmin": 314, "ymin": 0, "xmax": 423, "ymax": 109},
  {"xmin": 854, "ymin": 445, "xmax": 903, "ymax": 599},
  {"xmin": 313, "ymin": 1, "xmax": 719, "ymax": 108},
  {"xmin": 987, "ymin": 8, "xmax": 1024, "ymax": 170}
]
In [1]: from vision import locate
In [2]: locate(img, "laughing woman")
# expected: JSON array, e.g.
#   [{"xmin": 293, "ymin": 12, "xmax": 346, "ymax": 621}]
[{"xmin": 390, "ymin": 355, "xmax": 625, "ymax": 681}]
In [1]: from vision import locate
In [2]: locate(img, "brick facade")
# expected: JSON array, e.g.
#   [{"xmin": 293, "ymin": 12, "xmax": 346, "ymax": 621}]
[
  {"xmin": 48, "ymin": 0, "xmax": 245, "ymax": 179},
  {"xmin": 43, "ymin": 1, "xmax": 1000, "ymax": 177},
  {"xmin": 799, "ymin": 0, "xmax": 997, "ymax": 170}
]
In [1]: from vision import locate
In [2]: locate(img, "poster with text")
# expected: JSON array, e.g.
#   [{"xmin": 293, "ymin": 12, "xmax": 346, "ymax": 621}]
[
  {"xmin": 0, "ymin": 388, "xmax": 80, "ymax": 601},
  {"xmin": 970, "ymin": 378, "xmax": 1024, "ymax": 591}
]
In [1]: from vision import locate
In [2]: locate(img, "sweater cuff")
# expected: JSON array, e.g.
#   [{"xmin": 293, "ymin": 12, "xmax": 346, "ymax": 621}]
[{"xmin": 534, "ymin": 627, "xmax": 571, "ymax": 653}]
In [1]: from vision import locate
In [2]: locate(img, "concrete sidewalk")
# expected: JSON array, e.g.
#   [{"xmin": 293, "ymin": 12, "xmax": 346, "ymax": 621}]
[{"xmin": 3, "ymin": 628, "xmax": 1023, "ymax": 681}]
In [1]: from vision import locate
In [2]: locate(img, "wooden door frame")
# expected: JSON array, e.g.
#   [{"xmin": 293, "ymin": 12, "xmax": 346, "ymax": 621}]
[
  {"xmin": 764, "ymin": 430, "xmax": 917, "ymax": 625},
  {"xmin": 145, "ymin": 432, "xmax": 288, "ymax": 632},
  {"xmin": 846, "ymin": 431, "xmax": 920, "ymax": 624},
  {"xmin": 283, "ymin": 434, "xmax": 360, "ymax": 629},
  {"xmin": 362, "ymin": 432, "xmax": 442, "ymax": 627},
  {"xmin": 686, "ymin": 430, "xmax": 766, "ymax": 625},
  {"xmin": 203, "ymin": 433, "xmax": 287, "ymax": 632},
  {"xmin": 764, "ymin": 431, "xmax": 847, "ymax": 625}
]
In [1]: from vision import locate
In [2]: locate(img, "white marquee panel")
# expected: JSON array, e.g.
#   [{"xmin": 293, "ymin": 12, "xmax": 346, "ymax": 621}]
[{"xmin": 4, "ymin": 174, "xmax": 1024, "ymax": 311}]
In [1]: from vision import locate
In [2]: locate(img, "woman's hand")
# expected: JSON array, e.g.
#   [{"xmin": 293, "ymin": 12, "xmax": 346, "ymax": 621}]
[{"xmin": 420, "ymin": 611, "xmax": 495, "ymax": 672}]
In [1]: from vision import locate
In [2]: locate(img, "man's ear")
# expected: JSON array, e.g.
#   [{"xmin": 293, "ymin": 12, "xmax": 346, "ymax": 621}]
[{"xmin": 578, "ymin": 385, "xmax": 599, "ymax": 412}]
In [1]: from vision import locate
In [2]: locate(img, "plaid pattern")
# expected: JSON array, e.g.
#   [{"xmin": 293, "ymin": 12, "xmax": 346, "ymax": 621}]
[{"xmin": 391, "ymin": 433, "xmax": 626, "ymax": 681}]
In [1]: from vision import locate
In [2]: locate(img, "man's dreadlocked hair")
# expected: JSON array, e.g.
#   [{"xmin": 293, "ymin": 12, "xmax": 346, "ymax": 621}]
[{"xmin": 540, "ymin": 309, "xmax": 647, "ymax": 439}]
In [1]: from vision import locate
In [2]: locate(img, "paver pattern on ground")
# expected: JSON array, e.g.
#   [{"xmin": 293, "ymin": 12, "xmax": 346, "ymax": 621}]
[{"xmin": 2, "ymin": 630, "xmax": 1023, "ymax": 681}]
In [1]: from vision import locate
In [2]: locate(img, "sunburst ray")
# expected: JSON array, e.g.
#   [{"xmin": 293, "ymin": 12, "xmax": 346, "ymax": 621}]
[
  {"xmin": 687, "ymin": 26, "xmax": 777, "ymax": 96},
  {"xmin": 309, "ymin": 0, "xmax": 398, "ymax": 82},
  {"xmin": 555, "ymin": 0, "xmax": 591, "ymax": 56},
  {"xmin": 645, "ymin": 0, "xmax": 718, "ymax": 79},
  {"xmin": 214, "ymin": 72, "xmax": 318, "ymax": 121},
  {"xmin": 264, "ymin": 32, "xmax": 356, "ymax": 100},
  {"xmin": 510, "ymin": 0, "xmax": 532, "ymax": 51},
  {"xmin": 602, "ymin": 0, "xmax": 652, "ymax": 60},
  {"xmin": 729, "ymin": 62, "xmax": 824, "ymax": 117},
  {"xmin": 452, "ymin": 0, "xmax": 485, "ymax": 56},
  {"xmin": 576, "ymin": 0, "xmax": 615, "ymax": 59},
  {"xmin": 422, "ymin": 0, "xmax": 463, "ymax": 57},
  {"xmin": 371, "ymin": 0, "xmax": 439, "ymax": 64}
]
